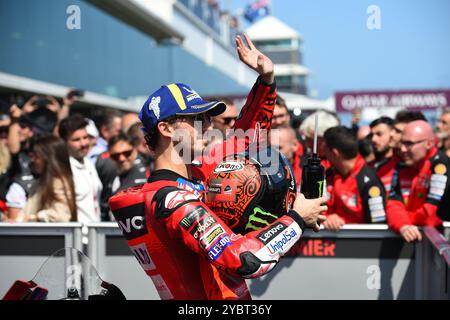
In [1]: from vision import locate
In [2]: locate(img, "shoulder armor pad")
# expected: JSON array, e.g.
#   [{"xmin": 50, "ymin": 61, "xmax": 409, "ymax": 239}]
[{"xmin": 153, "ymin": 187, "xmax": 200, "ymax": 219}]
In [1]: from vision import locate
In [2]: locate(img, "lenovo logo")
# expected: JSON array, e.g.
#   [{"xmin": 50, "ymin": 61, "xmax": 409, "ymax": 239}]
[{"xmin": 257, "ymin": 222, "xmax": 286, "ymax": 244}]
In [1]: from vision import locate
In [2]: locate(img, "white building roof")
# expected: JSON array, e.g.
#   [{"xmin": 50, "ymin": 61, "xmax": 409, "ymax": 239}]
[
  {"xmin": 275, "ymin": 64, "xmax": 310, "ymax": 76},
  {"xmin": 245, "ymin": 16, "xmax": 302, "ymax": 41},
  {"xmin": 278, "ymin": 91, "xmax": 335, "ymax": 111}
]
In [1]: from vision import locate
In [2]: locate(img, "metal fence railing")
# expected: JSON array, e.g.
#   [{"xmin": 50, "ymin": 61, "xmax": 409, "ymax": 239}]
[
  {"xmin": 1, "ymin": 223, "xmax": 450, "ymax": 300},
  {"xmin": 0, "ymin": 223, "xmax": 83, "ymax": 297}
]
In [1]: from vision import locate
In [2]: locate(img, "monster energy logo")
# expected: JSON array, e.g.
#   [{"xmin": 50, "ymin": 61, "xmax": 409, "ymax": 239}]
[
  {"xmin": 245, "ymin": 207, "xmax": 278, "ymax": 232},
  {"xmin": 317, "ymin": 180, "xmax": 324, "ymax": 197},
  {"xmin": 179, "ymin": 207, "xmax": 207, "ymax": 231}
]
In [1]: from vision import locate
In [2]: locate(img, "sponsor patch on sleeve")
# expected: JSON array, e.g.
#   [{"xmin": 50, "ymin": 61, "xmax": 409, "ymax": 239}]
[
  {"xmin": 114, "ymin": 203, "xmax": 146, "ymax": 240},
  {"xmin": 429, "ymin": 173, "xmax": 448, "ymax": 199},
  {"xmin": 207, "ymin": 235, "xmax": 232, "ymax": 261},
  {"xmin": 256, "ymin": 222, "xmax": 287, "ymax": 245},
  {"xmin": 368, "ymin": 186, "xmax": 381, "ymax": 198},
  {"xmin": 179, "ymin": 206, "xmax": 208, "ymax": 230},
  {"xmin": 434, "ymin": 163, "xmax": 447, "ymax": 175},
  {"xmin": 165, "ymin": 190, "xmax": 199, "ymax": 209},
  {"xmin": 189, "ymin": 214, "xmax": 217, "ymax": 239},
  {"xmin": 255, "ymin": 222, "xmax": 301, "ymax": 260},
  {"xmin": 200, "ymin": 226, "xmax": 226, "ymax": 249},
  {"xmin": 130, "ymin": 243, "xmax": 156, "ymax": 271},
  {"xmin": 368, "ymin": 195, "xmax": 386, "ymax": 222}
]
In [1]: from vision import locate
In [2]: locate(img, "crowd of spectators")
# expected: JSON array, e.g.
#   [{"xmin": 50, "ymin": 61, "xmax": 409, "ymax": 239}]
[
  {"xmin": 0, "ymin": 91, "xmax": 149, "ymax": 224},
  {"xmin": 268, "ymin": 99, "xmax": 450, "ymax": 242},
  {"xmin": 0, "ymin": 89, "xmax": 449, "ymax": 243}
]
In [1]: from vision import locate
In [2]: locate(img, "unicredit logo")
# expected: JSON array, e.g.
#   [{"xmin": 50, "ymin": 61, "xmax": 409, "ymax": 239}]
[{"xmin": 267, "ymin": 228, "xmax": 297, "ymax": 255}]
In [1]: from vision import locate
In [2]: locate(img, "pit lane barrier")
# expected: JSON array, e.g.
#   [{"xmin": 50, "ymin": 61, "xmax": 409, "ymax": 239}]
[
  {"xmin": 1, "ymin": 222, "xmax": 449, "ymax": 299},
  {"xmin": 85, "ymin": 223, "xmax": 450, "ymax": 300}
]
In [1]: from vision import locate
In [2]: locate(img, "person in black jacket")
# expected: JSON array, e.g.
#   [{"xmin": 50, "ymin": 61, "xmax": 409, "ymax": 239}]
[{"xmin": 108, "ymin": 133, "xmax": 148, "ymax": 195}]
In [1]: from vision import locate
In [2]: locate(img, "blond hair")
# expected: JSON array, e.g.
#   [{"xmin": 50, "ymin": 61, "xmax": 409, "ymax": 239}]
[{"xmin": 0, "ymin": 144, "xmax": 11, "ymax": 174}]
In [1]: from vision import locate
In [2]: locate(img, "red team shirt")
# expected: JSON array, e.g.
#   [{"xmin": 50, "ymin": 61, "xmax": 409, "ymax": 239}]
[
  {"xmin": 326, "ymin": 155, "xmax": 387, "ymax": 224},
  {"xmin": 386, "ymin": 148, "xmax": 449, "ymax": 233},
  {"xmin": 370, "ymin": 155, "xmax": 399, "ymax": 195}
]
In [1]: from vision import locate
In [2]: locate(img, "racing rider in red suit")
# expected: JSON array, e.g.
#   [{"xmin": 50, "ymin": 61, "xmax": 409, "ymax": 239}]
[{"xmin": 109, "ymin": 35, "xmax": 327, "ymax": 300}]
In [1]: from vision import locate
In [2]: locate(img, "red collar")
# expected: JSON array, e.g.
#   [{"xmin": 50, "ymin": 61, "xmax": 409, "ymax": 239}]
[
  {"xmin": 340, "ymin": 155, "xmax": 365, "ymax": 180},
  {"xmin": 350, "ymin": 154, "xmax": 366, "ymax": 176},
  {"xmin": 414, "ymin": 147, "xmax": 438, "ymax": 173}
]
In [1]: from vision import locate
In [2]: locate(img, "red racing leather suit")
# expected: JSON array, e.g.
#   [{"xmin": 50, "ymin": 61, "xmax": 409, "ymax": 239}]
[
  {"xmin": 109, "ymin": 77, "xmax": 308, "ymax": 299},
  {"xmin": 292, "ymin": 143, "xmax": 304, "ymax": 186},
  {"xmin": 109, "ymin": 171, "xmax": 306, "ymax": 300},
  {"xmin": 386, "ymin": 148, "xmax": 448, "ymax": 233}
]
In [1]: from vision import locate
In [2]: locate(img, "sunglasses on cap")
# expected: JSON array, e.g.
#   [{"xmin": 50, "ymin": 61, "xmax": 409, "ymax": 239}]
[{"xmin": 110, "ymin": 149, "xmax": 134, "ymax": 161}]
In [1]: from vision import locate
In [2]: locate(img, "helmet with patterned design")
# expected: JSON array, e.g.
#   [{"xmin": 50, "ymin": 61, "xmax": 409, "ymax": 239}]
[{"xmin": 205, "ymin": 146, "xmax": 296, "ymax": 234}]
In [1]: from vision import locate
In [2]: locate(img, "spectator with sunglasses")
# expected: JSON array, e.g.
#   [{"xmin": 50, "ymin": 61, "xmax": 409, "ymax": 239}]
[
  {"xmin": 98, "ymin": 132, "xmax": 148, "ymax": 221},
  {"xmin": 109, "ymin": 133, "xmax": 148, "ymax": 195},
  {"xmin": 210, "ymin": 97, "xmax": 238, "ymax": 138},
  {"xmin": 270, "ymin": 95, "xmax": 307, "ymax": 188},
  {"xmin": 204, "ymin": 98, "xmax": 238, "ymax": 151}
]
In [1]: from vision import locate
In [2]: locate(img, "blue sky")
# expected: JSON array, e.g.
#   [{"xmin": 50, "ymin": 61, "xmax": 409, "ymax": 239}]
[{"xmin": 226, "ymin": 0, "xmax": 450, "ymax": 99}]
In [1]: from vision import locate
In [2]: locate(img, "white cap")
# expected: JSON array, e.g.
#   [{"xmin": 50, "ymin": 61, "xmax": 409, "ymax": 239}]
[
  {"xmin": 299, "ymin": 110, "xmax": 340, "ymax": 138},
  {"xmin": 85, "ymin": 118, "xmax": 99, "ymax": 138}
]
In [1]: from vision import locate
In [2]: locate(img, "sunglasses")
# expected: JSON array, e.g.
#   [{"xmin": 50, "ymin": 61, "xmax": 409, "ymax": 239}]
[
  {"xmin": 167, "ymin": 113, "xmax": 211, "ymax": 125},
  {"xmin": 221, "ymin": 117, "xmax": 237, "ymax": 125},
  {"xmin": 110, "ymin": 149, "xmax": 134, "ymax": 160},
  {"xmin": 399, "ymin": 139, "xmax": 427, "ymax": 148}
]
